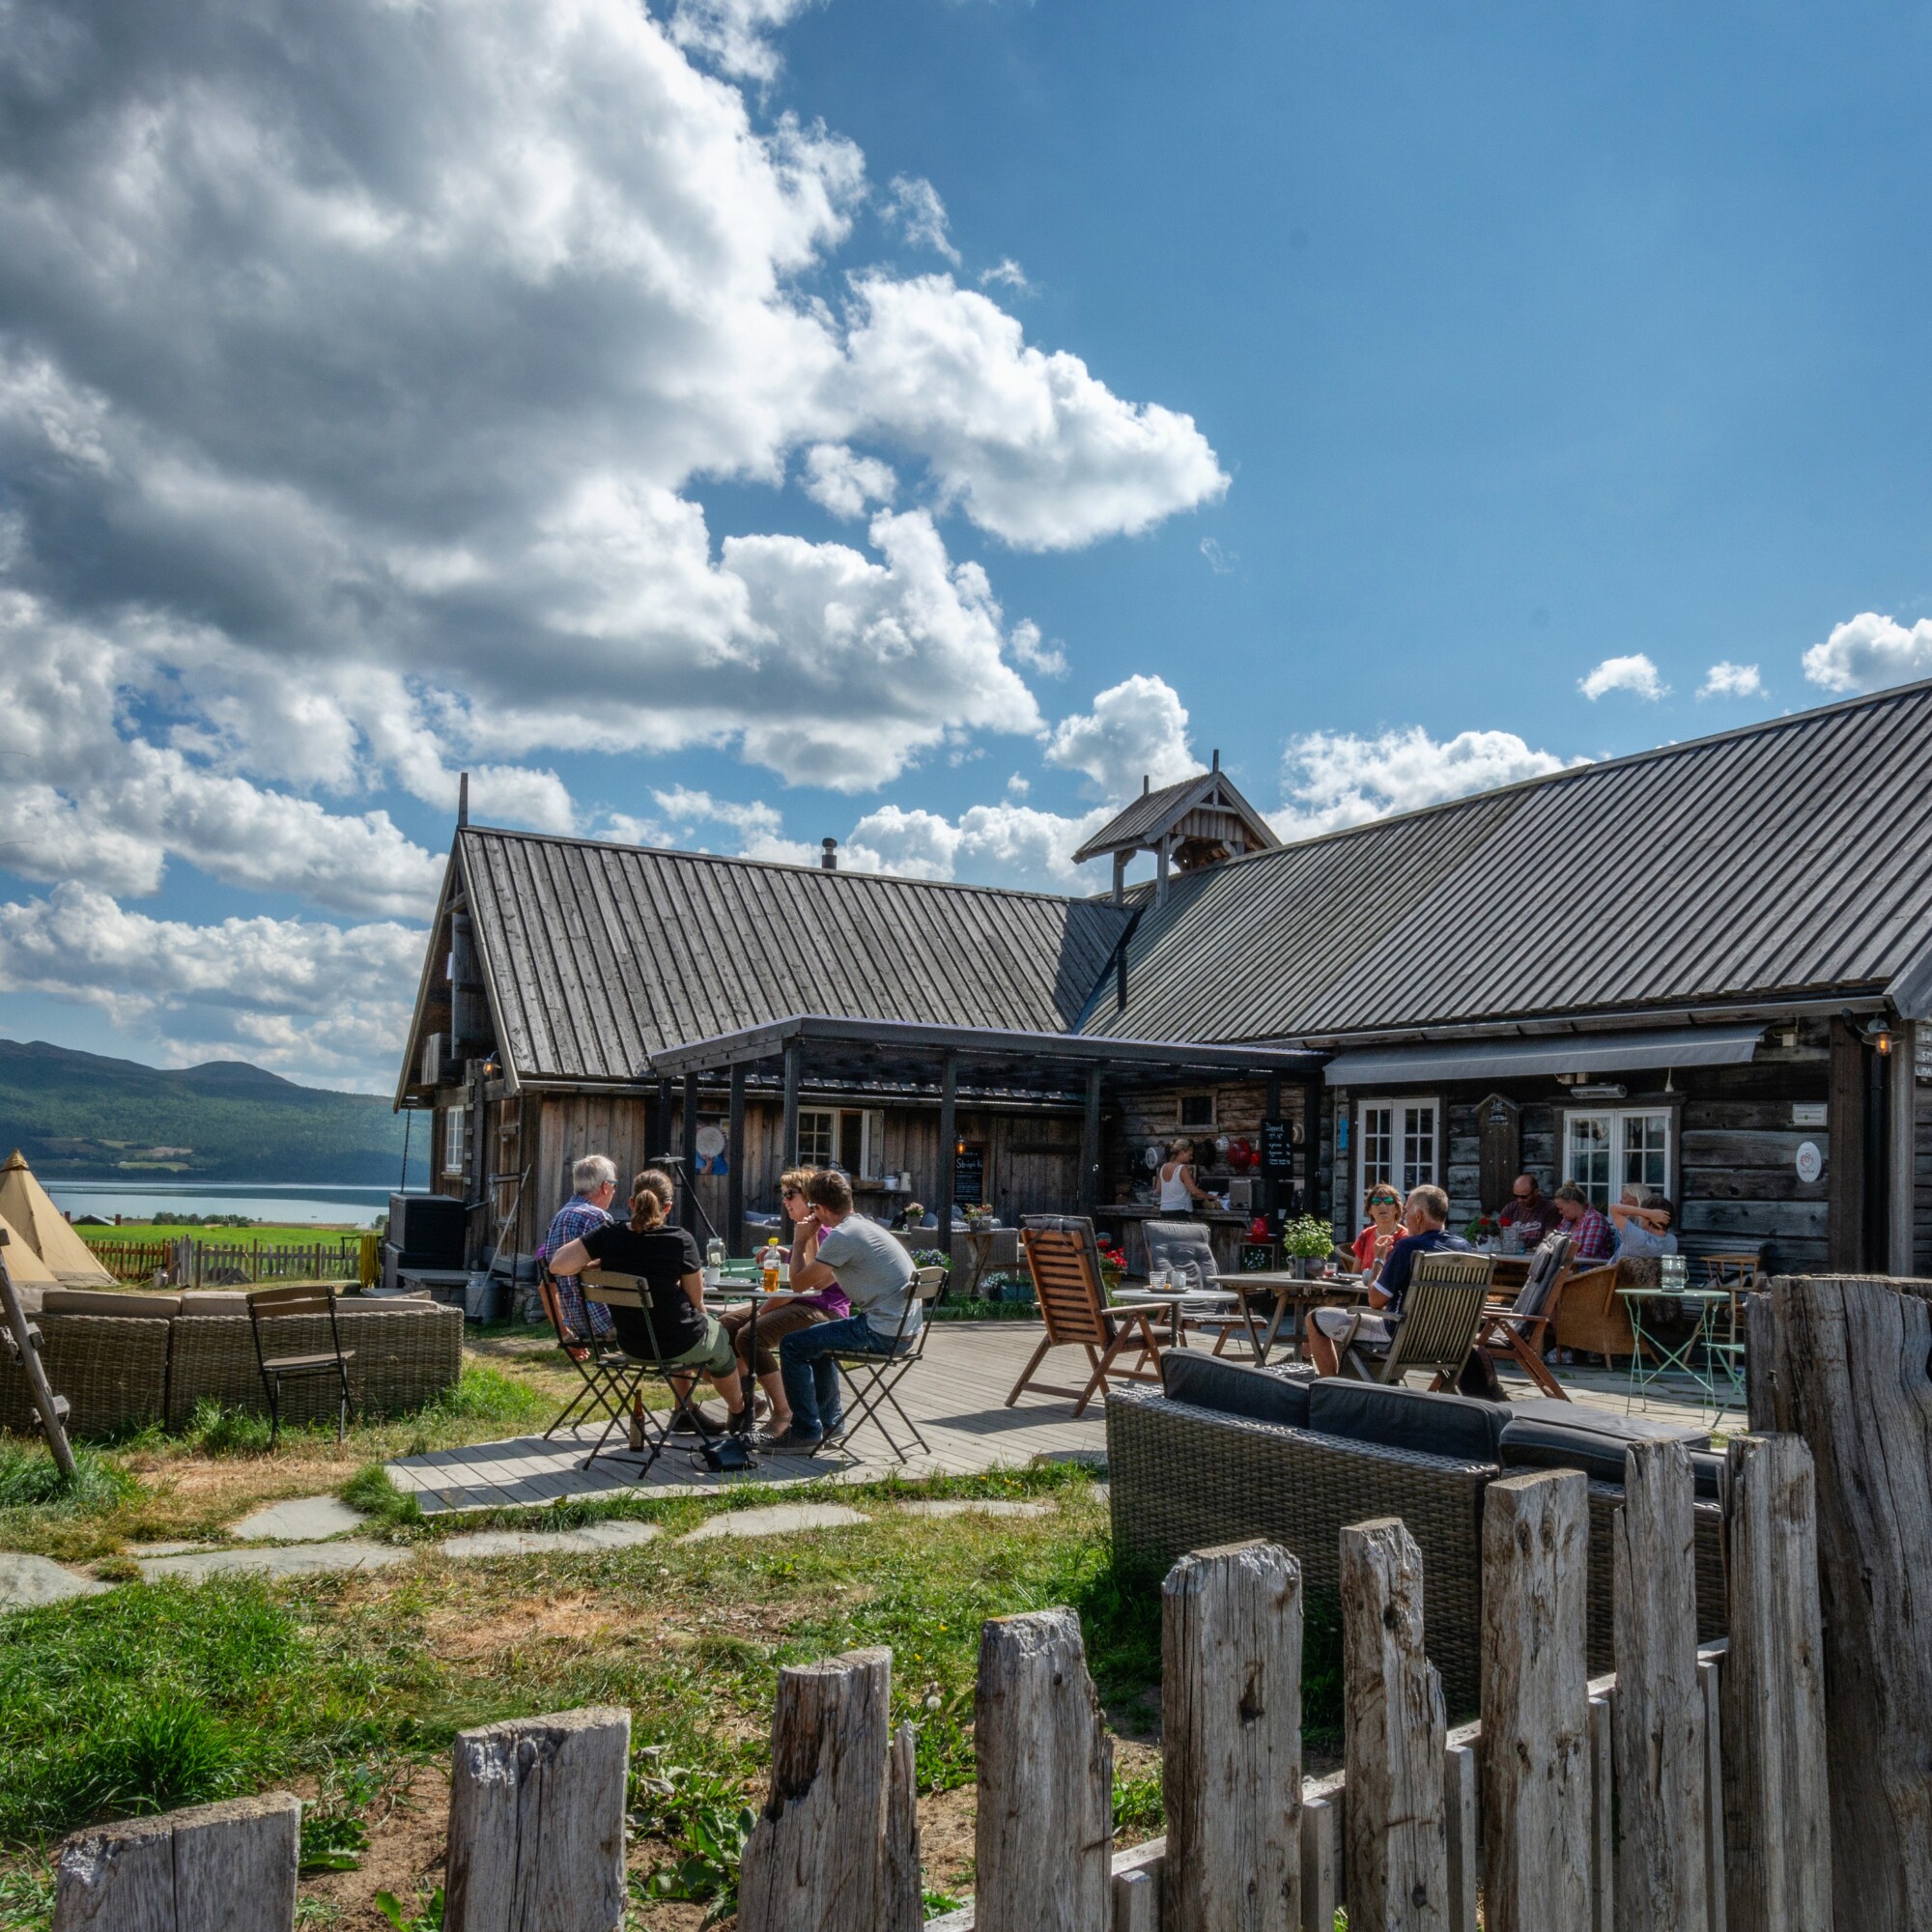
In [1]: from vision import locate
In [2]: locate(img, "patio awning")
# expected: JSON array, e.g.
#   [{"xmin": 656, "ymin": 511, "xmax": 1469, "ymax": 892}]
[{"xmin": 1321, "ymin": 1022, "xmax": 1765, "ymax": 1089}]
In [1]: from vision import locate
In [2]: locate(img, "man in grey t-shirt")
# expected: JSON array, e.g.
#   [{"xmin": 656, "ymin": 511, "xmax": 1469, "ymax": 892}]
[{"xmin": 766, "ymin": 1170, "xmax": 919, "ymax": 1450}]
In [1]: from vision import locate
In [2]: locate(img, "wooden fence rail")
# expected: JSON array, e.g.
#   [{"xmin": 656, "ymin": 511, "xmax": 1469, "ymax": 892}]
[
  {"xmin": 52, "ymin": 1433, "xmax": 1839, "ymax": 1932},
  {"xmin": 81, "ymin": 1236, "xmax": 363, "ymax": 1287}
]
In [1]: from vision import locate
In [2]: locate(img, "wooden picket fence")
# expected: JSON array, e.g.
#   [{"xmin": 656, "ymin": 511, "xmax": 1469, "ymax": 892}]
[
  {"xmin": 44, "ymin": 1274, "xmax": 1932, "ymax": 1932},
  {"xmin": 82, "ymin": 1236, "xmax": 362, "ymax": 1287}
]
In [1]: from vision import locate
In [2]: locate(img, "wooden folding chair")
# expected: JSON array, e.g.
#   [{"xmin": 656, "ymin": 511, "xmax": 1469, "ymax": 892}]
[
  {"xmin": 1332, "ymin": 1251, "xmax": 1494, "ymax": 1389},
  {"xmin": 1471, "ymin": 1234, "xmax": 1574, "ymax": 1400},
  {"xmin": 247, "ymin": 1282, "xmax": 355, "ymax": 1446},
  {"xmin": 815, "ymin": 1266, "xmax": 947, "ymax": 1464},
  {"xmin": 535, "ymin": 1267, "xmax": 635, "ymax": 1441},
  {"xmin": 579, "ymin": 1269, "xmax": 721, "ymax": 1477},
  {"xmin": 1007, "ymin": 1215, "xmax": 1167, "ymax": 1417}
]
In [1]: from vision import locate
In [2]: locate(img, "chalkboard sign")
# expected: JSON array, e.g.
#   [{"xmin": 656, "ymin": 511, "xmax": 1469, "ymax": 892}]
[
  {"xmin": 952, "ymin": 1142, "xmax": 986, "ymax": 1206},
  {"xmin": 1260, "ymin": 1118, "xmax": 1295, "ymax": 1178}
]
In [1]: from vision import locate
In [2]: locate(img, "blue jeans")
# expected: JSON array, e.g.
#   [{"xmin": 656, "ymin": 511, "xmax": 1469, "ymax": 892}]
[{"xmin": 779, "ymin": 1315, "xmax": 909, "ymax": 1435}]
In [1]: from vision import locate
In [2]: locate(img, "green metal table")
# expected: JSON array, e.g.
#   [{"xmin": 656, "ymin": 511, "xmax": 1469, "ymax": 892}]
[{"xmin": 1617, "ymin": 1286, "xmax": 1733, "ymax": 1414}]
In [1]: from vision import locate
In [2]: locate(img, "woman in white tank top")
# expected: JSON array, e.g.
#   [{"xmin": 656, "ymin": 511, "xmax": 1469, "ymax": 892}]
[{"xmin": 1158, "ymin": 1138, "xmax": 1208, "ymax": 1214}]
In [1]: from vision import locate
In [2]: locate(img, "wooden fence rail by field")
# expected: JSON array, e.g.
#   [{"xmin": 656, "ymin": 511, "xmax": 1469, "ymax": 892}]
[
  {"xmin": 81, "ymin": 1235, "xmax": 363, "ymax": 1287},
  {"xmin": 46, "ymin": 1275, "xmax": 1926, "ymax": 1932}
]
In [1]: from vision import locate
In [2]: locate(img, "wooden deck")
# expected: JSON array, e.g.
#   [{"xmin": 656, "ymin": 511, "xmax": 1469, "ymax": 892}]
[{"xmin": 385, "ymin": 1322, "xmax": 1729, "ymax": 1516}]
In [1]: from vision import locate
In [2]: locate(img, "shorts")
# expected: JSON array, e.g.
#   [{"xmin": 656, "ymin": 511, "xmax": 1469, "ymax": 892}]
[
  {"xmin": 1311, "ymin": 1307, "xmax": 1392, "ymax": 1352},
  {"xmin": 662, "ymin": 1316, "xmax": 737, "ymax": 1378}
]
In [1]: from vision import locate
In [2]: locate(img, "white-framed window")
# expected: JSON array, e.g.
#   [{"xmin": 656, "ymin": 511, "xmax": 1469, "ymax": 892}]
[
  {"xmin": 796, "ymin": 1107, "xmax": 885, "ymax": 1176},
  {"xmin": 442, "ymin": 1103, "xmax": 467, "ymax": 1178},
  {"xmin": 1562, "ymin": 1107, "xmax": 1672, "ymax": 1210},
  {"xmin": 1357, "ymin": 1096, "xmax": 1438, "ymax": 1197}
]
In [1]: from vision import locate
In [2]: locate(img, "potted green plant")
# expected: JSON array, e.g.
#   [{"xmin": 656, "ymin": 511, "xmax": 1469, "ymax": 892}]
[{"xmin": 1282, "ymin": 1214, "xmax": 1337, "ymax": 1279}]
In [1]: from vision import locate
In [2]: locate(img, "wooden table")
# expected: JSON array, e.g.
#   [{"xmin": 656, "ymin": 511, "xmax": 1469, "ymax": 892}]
[
  {"xmin": 1228, "ymin": 1270, "xmax": 1371, "ymax": 1364},
  {"xmin": 1112, "ymin": 1286, "xmax": 1258, "ymax": 1353}
]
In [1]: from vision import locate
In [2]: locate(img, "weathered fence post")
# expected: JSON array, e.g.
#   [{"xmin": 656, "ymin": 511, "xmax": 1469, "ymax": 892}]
[
  {"xmin": 1611, "ymin": 1440, "xmax": 1707, "ymax": 1932},
  {"xmin": 1299, "ymin": 1789, "xmax": 1340, "ymax": 1932},
  {"xmin": 883, "ymin": 1718, "xmax": 923, "ymax": 1932},
  {"xmin": 1587, "ymin": 1684, "xmax": 1615, "ymax": 1932},
  {"xmin": 739, "ymin": 1649, "xmax": 892, "ymax": 1932},
  {"xmin": 1480, "ymin": 1468, "xmax": 1592, "ymax": 1932},
  {"xmin": 444, "ymin": 1706, "xmax": 629, "ymax": 1932},
  {"xmin": 1442, "ymin": 1725, "xmax": 1479, "ymax": 1932},
  {"xmin": 52, "ymin": 1793, "xmax": 299, "ymax": 1932},
  {"xmin": 1339, "ymin": 1519, "xmax": 1446, "ymax": 1931},
  {"xmin": 975, "ymin": 1609, "xmax": 1112, "ymax": 1932},
  {"xmin": 1161, "ymin": 1539, "xmax": 1303, "ymax": 1932},
  {"xmin": 1747, "ymin": 1275, "xmax": 1932, "ymax": 1930},
  {"xmin": 1721, "ymin": 1433, "xmax": 1832, "ymax": 1932}
]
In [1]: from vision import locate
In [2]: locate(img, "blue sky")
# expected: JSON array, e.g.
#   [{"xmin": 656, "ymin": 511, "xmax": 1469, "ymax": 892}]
[{"xmin": 1, "ymin": 0, "xmax": 1929, "ymax": 1088}]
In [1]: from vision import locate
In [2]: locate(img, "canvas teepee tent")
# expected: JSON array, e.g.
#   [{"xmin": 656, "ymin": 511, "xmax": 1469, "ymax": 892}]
[
  {"xmin": 0, "ymin": 1209, "xmax": 61, "ymax": 1305},
  {"xmin": 0, "ymin": 1151, "xmax": 117, "ymax": 1287}
]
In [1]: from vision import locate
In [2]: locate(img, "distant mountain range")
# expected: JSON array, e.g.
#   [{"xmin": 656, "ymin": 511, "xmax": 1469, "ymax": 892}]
[{"xmin": 0, "ymin": 1039, "xmax": 413, "ymax": 1183}]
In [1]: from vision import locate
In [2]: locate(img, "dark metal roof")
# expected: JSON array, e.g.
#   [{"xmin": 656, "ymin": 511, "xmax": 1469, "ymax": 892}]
[
  {"xmin": 1084, "ymin": 678, "xmax": 1932, "ymax": 1045},
  {"xmin": 449, "ymin": 830, "xmax": 1134, "ymax": 1087},
  {"xmin": 1070, "ymin": 767, "xmax": 1280, "ymax": 863}
]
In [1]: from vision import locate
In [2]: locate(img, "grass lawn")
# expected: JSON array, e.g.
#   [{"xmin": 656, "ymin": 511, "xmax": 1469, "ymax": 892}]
[
  {"xmin": 77, "ymin": 1222, "xmax": 369, "ymax": 1249},
  {"xmin": 0, "ymin": 1328, "xmax": 1343, "ymax": 1931}
]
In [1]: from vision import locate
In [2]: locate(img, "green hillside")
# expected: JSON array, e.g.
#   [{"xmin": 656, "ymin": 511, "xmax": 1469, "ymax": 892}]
[{"xmin": 0, "ymin": 1039, "xmax": 412, "ymax": 1182}]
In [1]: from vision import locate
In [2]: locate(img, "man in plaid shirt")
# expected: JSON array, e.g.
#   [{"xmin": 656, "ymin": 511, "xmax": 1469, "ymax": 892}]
[
  {"xmin": 1552, "ymin": 1181, "xmax": 1615, "ymax": 1264},
  {"xmin": 541, "ymin": 1154, "xmax": 618, "ymax": 1338}
]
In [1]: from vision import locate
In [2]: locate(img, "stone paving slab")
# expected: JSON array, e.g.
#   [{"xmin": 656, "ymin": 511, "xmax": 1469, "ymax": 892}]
[
  {"xmin": 434, "ymin": 1520, "xmax": 664, "ymax": 1561},
  {"xmin": 127, "ymin": 1540, "xmax": 222, "ymax": 1557},
  {"xmin": 136, "ymin": 1541, "xmax": 410, "ymax": 1582},
  {"xmin": 229, "ymin": 1495, "xmax": 368, "ymax": 1542},
  {"xmin": 680, "ymin": 1503, "xmax": 868, "ymax": 1543},
  {"xmin": 0, "ymin": 1551, "xmax": 110, "ymax": 1610},
  {"xmin": 897, "ymin": 1499, "xmax": 1053, "ymax": 1519}
]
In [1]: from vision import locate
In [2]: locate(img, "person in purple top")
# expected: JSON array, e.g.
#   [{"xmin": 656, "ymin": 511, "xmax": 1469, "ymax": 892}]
[
  {"xmin": 716, "ymin": 1167, "xmax": 851, "ymax": 1435},
  {"xmin": 540, "ymin": 1154, "xmax": 617, "ymax": 1340}
]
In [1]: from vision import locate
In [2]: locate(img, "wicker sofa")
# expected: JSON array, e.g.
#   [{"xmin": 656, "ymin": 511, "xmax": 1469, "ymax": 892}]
[
  {"xmin": 1106, "ymin": 1356, "xmax": 1725, "ymax": 1713},
  {"xmin": 0, "ymin": 1288, "xmax": 464, "ymax": 1438}
]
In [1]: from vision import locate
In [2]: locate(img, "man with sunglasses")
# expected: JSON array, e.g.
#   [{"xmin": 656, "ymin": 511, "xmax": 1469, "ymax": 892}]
[
  {"xmin": 1499, "ymin": 1173, "xmax": 1559, "ymax": 1248},
  {"xmin": 1308, "ymin": 1183, "xmax": 1469, "ymax": 1378}
]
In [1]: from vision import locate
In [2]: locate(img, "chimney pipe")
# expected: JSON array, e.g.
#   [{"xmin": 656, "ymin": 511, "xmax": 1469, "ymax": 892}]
[
  {"xmin": 457, "ymin": 771, "xmax": 469, "ymax": 827},
  {"xmin": 1211, "ymin": 748, "xmax": 1220, "ymax": 771},
  {"xmin": 1142, "ymin": 774, "xmax": 1150, "ymax": 795},
  {"xmin": 820, "ymin": 838, "xmax": 838, "ymax": 871}
]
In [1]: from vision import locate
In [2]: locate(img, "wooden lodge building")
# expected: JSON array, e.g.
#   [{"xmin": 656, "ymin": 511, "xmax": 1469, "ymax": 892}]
[{"xmin": 395, "ymin": 680, "xmax": 1932, "ymax": 1280}]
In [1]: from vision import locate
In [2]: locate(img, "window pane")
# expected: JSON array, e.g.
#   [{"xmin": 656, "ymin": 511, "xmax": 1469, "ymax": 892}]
[
  {"xmin": 1621, "ymin": 1112, "xmax": 1670, "ymax": 1194},
  {"xmin": 1565, "ymin": 1113, "xmax": 1611, "ymax": 1209},
  {"xmin": 797, "ymin": 1108, "xmax": 834, "ymax": 1168},
  {"xmin": 442, "ymin": 1106, "xmax": 466, "ymax": 1177},
  {"xmin": 838, "ymin": 1111, "xmax": 864, "ymax": 1174},
  {"xmin": 1360, "ymin": 1106, "xmax": 1394, "ymax": 1187},
  {"xmin": 1401, "ymin": 1104, "xmax": 1436, "ymax": 1192}
]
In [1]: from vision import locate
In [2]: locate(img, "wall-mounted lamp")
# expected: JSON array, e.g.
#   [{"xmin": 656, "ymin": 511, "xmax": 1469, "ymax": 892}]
[{"xmin": 1871, "ymin": 1017, "xmax": 1893, "ymax": 1058}]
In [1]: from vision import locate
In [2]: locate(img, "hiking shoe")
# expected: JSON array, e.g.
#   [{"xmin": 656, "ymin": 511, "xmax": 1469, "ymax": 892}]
[{"xmin": 755, "ymin": 1425, "xmax": 824, "ymax": 1453}]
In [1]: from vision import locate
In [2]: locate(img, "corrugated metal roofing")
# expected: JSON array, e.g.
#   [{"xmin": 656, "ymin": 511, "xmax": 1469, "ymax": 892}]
[
  {"xmin": 1083, "ymin": 678, "xmax": 1932, "ymax": 1044},
  {"xmin": 455, "ymin": 831, "xmax": 1133, "ymax": 1085}
]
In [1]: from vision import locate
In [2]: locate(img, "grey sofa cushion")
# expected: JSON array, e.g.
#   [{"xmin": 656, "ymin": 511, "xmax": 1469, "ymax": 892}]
[
  {"xmin": 1307, "ymin": 1378, "xmax": 1509, "ymax": 1463},
  {"xmin": 1161, "ymin": 1352, "xmax": 1314, "ymax": 1429},
  {"xmin": 1499, "ymin": 1403, "xmax": 1718, "ymax": 1493}
]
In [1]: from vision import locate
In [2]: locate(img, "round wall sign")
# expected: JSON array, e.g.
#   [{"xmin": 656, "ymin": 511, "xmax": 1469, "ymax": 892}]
[
  {"xmin": 695, "ymin": 1123, "xmax": 726, "ymax": 1159},
  {"xmin": 1795, "ymin": 1140, "xmax": 1823, "ymax": 1183}
]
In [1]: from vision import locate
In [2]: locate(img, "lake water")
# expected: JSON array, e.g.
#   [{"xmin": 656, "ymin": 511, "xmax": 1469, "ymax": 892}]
[{"xmin": 46, "ymin": 1181, "xmax": 398, "ymax": 1228}]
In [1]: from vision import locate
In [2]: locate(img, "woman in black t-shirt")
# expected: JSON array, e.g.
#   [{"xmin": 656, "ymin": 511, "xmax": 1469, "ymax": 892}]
[{"xmin": 550, "ymin": 1169, "xmax": 750, "ymax": 1429}]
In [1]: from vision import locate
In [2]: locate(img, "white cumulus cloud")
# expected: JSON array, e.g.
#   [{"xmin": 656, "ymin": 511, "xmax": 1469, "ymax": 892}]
[
  {"xmin": 800, "ymin": 442, "xmax": 898, "ymax": 519},
  {"xmin": 883, "ymin": 175, "xmax": 962, "ymax": 265},
  {"xmin": 1275, "ymin": 726, "xmax": 1578, "ymax": 839},
  {"xmin": 1045, "ymin": 675, "xmax": 1197, "ymax": 802},
  {"xmin": 1579, "ymin": 654, "xmax": 1668, "ymax": 701},
  {"xmin": 1802, "ymin": 612, "xmax": 1932, "ymax": 694},
  {"xmin": 668, "ymin": 0, "xmax": 819, "ymax": 81},
  {"xmin": 1699, "ymin": 661, "xmax": 1764, "ymax": 699}
]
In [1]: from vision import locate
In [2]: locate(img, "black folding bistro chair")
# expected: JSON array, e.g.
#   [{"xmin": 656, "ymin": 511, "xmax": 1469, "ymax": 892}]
[
  {"xmin": 812, "ymin": 1266, "xmax": 946, "ymax": 1464},
  {"xmin": 247, "ymin": 1281, "xmax": 355, "ymax": 1447},
  {"xmin": 536, "ymin": 1266, "xmax": 635, "ymax": 1442},
  {"xmin": 579, "ymin": 1269, "xmax": 722, "ymax": 1477}
]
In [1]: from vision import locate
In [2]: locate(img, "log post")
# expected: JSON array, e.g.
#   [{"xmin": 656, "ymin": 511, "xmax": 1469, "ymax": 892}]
[
  {"xmin": 444, "ymin": 1706, "xmax": 629, "ymax": 1932},
  {"xmin": 739, "ymin": 1649, "xmax": 892, "ymax": 1932},
  {"xmin": 1299, "ymin": 1793, "xmax": 1340, "ymax": 1932},
  {"xmin": 1161, "ymin": 1540, "xmax": 1303, "ymax": 1932},
  {"xmin": 1722, "ymin": 1435, "xmax": 1832, "ymax": 1932},
  {"xmin": 53, "ymin": 1793, "xmax": 299, "ymax": 1932},
  {"xmin": 975, "ymin": 1609, "xmax": 1112, "ymax": 1932},
  {"xmin": 1611, "ymin": 1440, "xmax": 1707, "ymax": 1932},
  {"xmin": 1480, "ymin": 1469, "xmax": 1592, "ymax": 1932},
  {"xmin": 1442, "ymin": 1736, "xmax": 1479, "ymax": 1932},
  {"xmin": 1746, "ymin": 1275, "xmax": 1932, "ymax": 1929},
  {"xmin": 1339, "ymin": 1519, "xmax": 1447, "ymax": 1931},
  {"xmin": 883, "ymin": 1719, "xmax": 923, "ymax": 1932},
  {"xmin": 1588, "ymin": 1688, "xmax": 1614, "ymax": 1932}
]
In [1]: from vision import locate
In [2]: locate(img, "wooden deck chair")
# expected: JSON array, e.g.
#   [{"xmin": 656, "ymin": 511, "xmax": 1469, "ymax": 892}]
[
  {"xmin": 579, "ymin": 1269, "xmax": 721, "ymax": 1477},
  {"xmin": 1333, "ymin": 1250, "xmax": 1493, "ymax": 1388},
  {"xmin": 1008, "ymin": 1215, "xmax": 1167, "ymax": 1417},
  {"xmin": 814, "ymin": 1266, "xmax": 947, "ymax": 1464},
  {"xmin": 247, "ymin": 1282, "xmax": 355, "ymax": 1446},
  {"xmin": 535, "ymin": 1266, "xmax": 635, "ymax": 1441},
  {"xmin": 1471, "ymin": 1234, "xmax": 1574, "ymax": 1400}
]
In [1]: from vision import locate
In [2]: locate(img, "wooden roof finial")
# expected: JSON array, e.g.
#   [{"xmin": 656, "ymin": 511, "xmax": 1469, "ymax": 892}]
[{"xmin": 457, "ymin": 771, "xmax": 469, "ymax": 828}]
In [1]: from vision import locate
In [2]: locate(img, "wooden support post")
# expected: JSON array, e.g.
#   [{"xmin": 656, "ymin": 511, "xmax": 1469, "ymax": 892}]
[
  {"xmin": 1442, "ymin": 1735, "xmax": 1479, "ymax": 1932},
  {"xmin": 1698, "ymin": 1654, "xmax": 1726, "ymax": 1932},
  {"xmin": 445, "ymin": 1707, "xmax": 629, "ymax": 1932},
  {"xmin": 883, "ymin": 1719, "xmax": 923, "ymax": 1932},
  {"xmin": 936, "ymin": 1051, "xmax": 958, "ymax": 1257},
  {"xmin": 681, "ymin": 1070, "xmax": 699, "ymax": 1231},
  {"xmin": 1300, "ymin": 1084, "xmax": 1322, "ymax": 1219},
  {"xmin": 1480, "ymin": 1469, "xmax": 1592, "ymax": 1932},
  {"xmin": 0, "ymin": 1236, "xmax": 75, "ymax": 1478},
  {"xmin": 655, "ymin": 1076, "xmax": 673, "ymax": 1164},
  {"xmin": 1611, "ymin": 1440, "xmax": 1707, "ymax": 1932},
  {"xmin": 727, "ymin": 1062, "xmax": 747, "ymax": 1255},
  {"xmin": 1826, "ymin": 1021, "xmax": 1867, "ymax": 1269},
  {"xmin": 1589, "ymin": 1689, "xmax": 1615, "ymax": 1932},
  {"xmin": 1113, "ymin": 1867, "xmax": 1158, "ymax": 1932},
  {"xmin": 975, "ymin": 1609, "xmax": 1112, "ymax": 1932},
  {"xmin": 781, "ymin": 1040, "xmax": 802, "ymax": 1169},
  {"xmin": 54, "ymin": 1793, "xmax": 300, "ymax": 1932},
  {"xmin": 1299, "ymin": 1792, "xmax": 1340, "ymax": 1932},
  {"xmin": 1079, "ymin": 1068, "xmax": 1103, "ymax": 1218},
  {"xmin": 1747, "ymin": 1275, "xmax": 1932, "ymax": 1929},
  {"xmin": 1339, "ymin": 1519, "xmax": 1447, "ymax": 1931},
  {"xmin": 1162, "ymin": 1540, "xmax": 1302, "ymax": 1932},
  {"xmin": 1889, "ymin": 1018, "xmax": 1917, "ymax": 1275},
  {"xmin": 740, "ymin": 1649, "xmax": 892, "ymax": 1932},
  {"xmin": 1721, "ymin": 1434, "xmax": 1832, "ymax": 1932}
]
